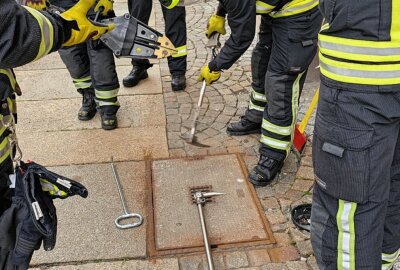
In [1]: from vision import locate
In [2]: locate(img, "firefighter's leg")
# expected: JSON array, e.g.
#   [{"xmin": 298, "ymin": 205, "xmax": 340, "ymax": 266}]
[
  {"xmin": 382, "ymin": 134, "xmax": 400, "ymax": 269},
  {"xmin": 58, "ymin": 44, "xmax": 96, "ymax": 120},
  {"xmin": 248, "ymin": 9, "xmax": 322, "ymax": 186},
  {"xmin": 88, "ymin": 41, "xmax": 120, "ymax": 130},
  {"xmin": 123, "ymin": 0, "xmax": 153, "ymax": 87},
  {"xmin": 162, "ymin": 5, "xmax": 187, "ymax": 91},
  {"xmin": 227, "ymin": 15, "xmax": 273, "ymax": 136},
  {"xmin": 311, "ymin": 84, "xmax": 400, "ymax": 270}
]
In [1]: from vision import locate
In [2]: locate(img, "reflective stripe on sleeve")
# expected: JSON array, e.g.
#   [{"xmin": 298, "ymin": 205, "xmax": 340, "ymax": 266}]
[
  {"xmin": 172, "ymin": 45, "xmax": 188, "ymax": 58},
  {"xmin": 23, "ymin": 6, "xmax": 54, "ymax": 61},
  {"xmin": 337, "ymin": 200, "xmax": 357, "ymax": 270},
  {"xmin": 0, "ymin": 137, "xmax": 11, "ymax": 164}
]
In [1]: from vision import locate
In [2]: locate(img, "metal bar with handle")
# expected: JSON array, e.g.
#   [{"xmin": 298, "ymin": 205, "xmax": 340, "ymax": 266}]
[{"xmin": 111, "ymin": 157, "xmax": 143, "ymax": 229}]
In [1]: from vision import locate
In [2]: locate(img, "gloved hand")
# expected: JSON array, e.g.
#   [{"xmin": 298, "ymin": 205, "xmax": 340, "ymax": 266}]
[
  {"xmin": 94, "ymin": 0, "xmax": 114, "ymax": 16},
  {"xmin": 198, "ymin": 65, "xmax": 221, "ymax": 85},
  {"xmin": 24, "ymin": 0, "xmax": 49, "ymax": 10},
  {"xmin": 61, "ymin": 0, "xmax": 115, "ymax": 47},
  {"xmin": 205, "ymin": 15, "xmax": 226, "ymax": 38}
]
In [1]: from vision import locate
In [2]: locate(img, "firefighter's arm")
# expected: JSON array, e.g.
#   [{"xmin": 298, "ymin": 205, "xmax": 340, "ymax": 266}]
[
  {"xmin": 208, "ymin": 0, "xmax": 256, "ymax": 71},
  {"xmin": 0, "ymin": 0, "xmax": 113, "ymax": 69}
]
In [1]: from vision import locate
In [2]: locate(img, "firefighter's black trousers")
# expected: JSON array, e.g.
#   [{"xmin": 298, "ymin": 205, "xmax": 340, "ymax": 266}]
[
  {"xmin": 244, "ymin": 9, "xmax": 322, "ymax": 160},
  {"xmin": 311, "ymin": 81, "xmax": 400, "ymax": 270},
  {"xmin": 128, "ymin": 0, "xmax": 187, "ymax": 75},
  {"xmin": 58, "ymin": 41, "xmax": 120, "ymax": 114}
]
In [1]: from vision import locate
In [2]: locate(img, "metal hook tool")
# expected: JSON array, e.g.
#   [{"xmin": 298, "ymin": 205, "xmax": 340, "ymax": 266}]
[
  {"xmin": 180, "ymin": 33, "xmax": 221, "ymax": 147},
  {"xmin": 110, "ymin": 157, "xmax": 143, "ymax": 229}
]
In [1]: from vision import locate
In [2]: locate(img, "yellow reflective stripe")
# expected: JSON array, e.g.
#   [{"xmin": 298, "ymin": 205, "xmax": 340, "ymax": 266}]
[
  {"xmin": 270, "ymin": 0, "xmax": 318, "ymax": 18},
  {"xmin": 96, "ymin": 100, "xmax": 120, "ymax": 107},
  {"xmin": 24, "ymin": 6, "xmax": 54, "ymax": 61},
  {"xmin": 249, "ymin": 100, "xmax": 264, "ymax": 112},
  {"xmin": 6, "ymin": 97, "xmax": 17, "ymax": 115},
  {"xmin": 382, "ymin": 249, "xmax": 400, "ymax": 263},
  {"xmin": 73, "ymin": 76, "xmax": 91, "ymax": 83},
  {"xmin": 262, "ymin": 119, "xmax": 292, "ymax": 136},
  {"xmin": 95, "ymin": 89, "xmax": 119, "ymax": 99},
  {"xmin": 319, "ymin": 34, "xmax": 400, "ymax": 62},
  {"xmin": 392, "ymin": 0, "xmax": 400, "ymax": 41},
  {"xmin": 337, "ymin": 200, "xmax": 357, "ymax": 270},
  {"xmin": 0, "ymin": 137, "xmax": 11, "ymax": 164},
  {"xmin": 319, "ymin": 52, "xmax": 400, "ymax": 85},
  {"xmin": 252, "ymin": 89, "xmax": 267, "ymax": 102},
  {"xmin": 166, "ymin": 0, "xmax": 180, "ymax": 8},
  {"xmin": 74, "ymin": 81, "xmax": 92, "ymax": 89},
  {"xmin": 40, "ymin": 179, "xmax": 68, "ymax": 197},
  {"xmin": 0, "ymin": 69, "xmax": 17, "ymax": 91},
  {"xmin": 321, "ymin": 23, "xmax": 330, "ymax": 31},
  {"xmin": 288, "ymin": 72, "xmax": 303, "ymax": 155},
  {"xmin": 172, "ymin": 45, "xmax": 188, "ymax": 58},
  {"xmin": 256, "ymin": 1, "xmax": 275, "ymax": 14},
  {"xmin": 260, "ymin": 134, "xmax": 291, "ymax": 150}
]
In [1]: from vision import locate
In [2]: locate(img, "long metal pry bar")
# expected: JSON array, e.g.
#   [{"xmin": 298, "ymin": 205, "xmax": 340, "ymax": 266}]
[{"xmin": 191, "ymin": 187, "xmax": 224, "ymax": 270}]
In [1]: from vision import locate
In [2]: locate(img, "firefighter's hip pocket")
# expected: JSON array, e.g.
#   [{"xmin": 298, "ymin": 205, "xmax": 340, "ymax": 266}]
[{"xmin": 312, "ymin": 115, "xmax": 374, "ymax": 203}]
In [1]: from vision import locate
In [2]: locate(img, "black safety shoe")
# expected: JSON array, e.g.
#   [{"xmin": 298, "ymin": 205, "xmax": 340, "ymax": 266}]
[
  {"xmin": 227, "ymin": 116, "xmax": 261, "ymax": 136},
  {"xmin": 248, "ymin": 155, "xmax": 284, "ymax": 186},
  {"xmin": 78, "ymin": 89, "xmax": 97, "ymax": 121},
  {"xmin": 100, "ymin": 112, "xmax": 118, "ymax": 130},
  {"xmin": 171, "ymin": 74, "xmax": 186, "ymax": 91},
  {"xmin": 122, "ymin": 66, "xmax": 149, "ymax": 87}
]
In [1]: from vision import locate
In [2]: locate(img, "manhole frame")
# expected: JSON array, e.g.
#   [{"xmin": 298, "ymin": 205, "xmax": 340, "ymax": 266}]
[{"xmin": 145, "ymin": 153, "xmax": 276, "ymax": 258}]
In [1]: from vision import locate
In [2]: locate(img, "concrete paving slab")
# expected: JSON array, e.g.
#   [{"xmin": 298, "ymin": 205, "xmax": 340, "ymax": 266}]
[
  {"xmin": 41, "ymin": 258, "xmax": 179, "ymax": 270},
  {"xmin": 151, "ymin": 154, "xmax": 273, "ymax": 251},
  {"xmin": 18, "ymin": 126, "xmax": 168, "ymax": 166},
  {"xmin": 17, "ymin": 94, "xmax": 166, "ymax": 132},
  {"xmin": 16, "ymin": 65, "xmax": 162, "ymax": 101},
  {"xmin": 118, "ymin": 64, "xmax": 162, "ymax": 96},
  {"xmin": 31, "ymin": 162, "xmax": 147, "ymax": 265}
]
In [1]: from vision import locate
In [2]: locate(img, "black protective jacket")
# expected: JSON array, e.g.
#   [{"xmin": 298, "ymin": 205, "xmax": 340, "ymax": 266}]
[
  {"xmin": 208, "ymin": 0, "xmax": 256, "ymax": 71},
  {"xmin": 0, "ymin": 0, "xmax": 70, "ymax": 69}
]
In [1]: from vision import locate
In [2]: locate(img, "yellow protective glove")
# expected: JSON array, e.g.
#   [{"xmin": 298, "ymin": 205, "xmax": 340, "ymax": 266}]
[
  {"xmin": 24, "ymin": 0, "xmax": 49, "ymax": 10},
  {"xmin": 61, "ymin": 0, "xmax": 115, "ymax": 47},
  {"xmin": 94, "ymin": 0, "xmax": 114, "ymax": 16},
  {"xmin": 198, "ymin": 65, "xmax": 221, "ymax": 85},
  {"xmin": 205, "ymin": 15, "xmax": 226, "ymax": 38}
]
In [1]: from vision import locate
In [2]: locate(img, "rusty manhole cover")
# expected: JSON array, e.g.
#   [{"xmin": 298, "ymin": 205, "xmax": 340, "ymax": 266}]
[{"xmin": 146, "ymin": 154, "xmax": 275, "ymax": 256}]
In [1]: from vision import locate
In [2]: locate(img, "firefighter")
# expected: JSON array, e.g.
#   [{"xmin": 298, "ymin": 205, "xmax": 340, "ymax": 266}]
[
  {"xmin": 310, "ymin": 0, "xmax": 400, "ymax": 269},
  {"xmin": 224, "ymin": 0, "xmax": 322, "ymax": 186},
  {"xmin": 123, "ymin": 0, "xmax": 187, "ymax": 91},
  {"xmin": 161, "ymin": 0, "xmax": 256, "ymax": 88},
  {"xmin": 51, "ymin": 0, "xmax": 121, "ymax": 130}
]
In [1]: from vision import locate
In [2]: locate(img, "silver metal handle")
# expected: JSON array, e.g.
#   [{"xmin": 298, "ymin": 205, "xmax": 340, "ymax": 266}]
[
  {"xmin": 198, "ymin": 204, "xmax": 214, "ymax": 270},
  {"xmin": 115, "ymin": 213, "xmax": 143, "ymax": 229}
]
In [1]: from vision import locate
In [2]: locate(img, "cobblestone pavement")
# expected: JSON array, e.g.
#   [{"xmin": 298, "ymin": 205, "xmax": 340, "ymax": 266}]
[{"xmin": 155, "ymin": 2, "xmax": 322, "ymax": 269}]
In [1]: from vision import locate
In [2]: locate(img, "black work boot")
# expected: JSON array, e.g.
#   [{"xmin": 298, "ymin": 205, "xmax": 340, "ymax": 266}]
[
  {"xmin": 78, "ymin": 89, "xmax": 97, "ymax": 121},
  {"xmin": 227, "ymin": 116, "xmax": 261, "ymax": 136},
  {"xmin": 122, "ymin": 66, "xmax": 149, "ymax": 87},
  {"xmin": 99, "ymin": 106, "xmax": 118, "ymax": 130},
  {"xmin": 171, "ymin": 74, "xmax": 186, "ymax": 91},
  {"xmin": 248, "ymin": 155, "xmax": 284, "ymax": 186}
]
